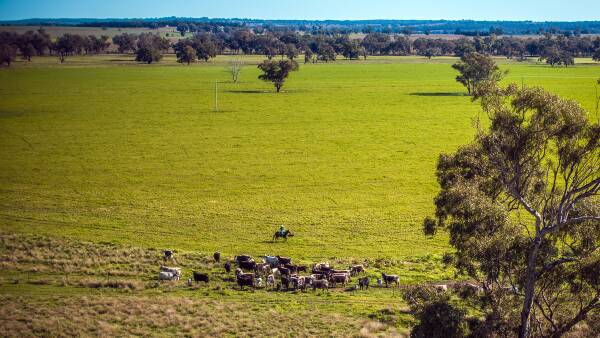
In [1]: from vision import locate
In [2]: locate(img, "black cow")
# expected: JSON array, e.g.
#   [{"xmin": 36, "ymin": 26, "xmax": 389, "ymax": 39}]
[
  {"xmin": 235, "ymin": 255, "xmax": 253, "ymax": 263},
  {"xmin": 213, "ymin": 252, "xmax": 221, "ymax": 263},
  {"xmin": 239, "ymin": 260, "xmax": 257, "ymax": 270},
  {"xmin": 236, "ymin": 269, "xmax": 255, "ymax": 290},
  {"xmin": 224, "ymin": 261, "xmax": 231, "ymax": 273},
  {"xmin": 358, "ymin": 277, "xmax": 370, "ymax": 290},
  {"xmin": 193, "ymin": 272, "xmax": 209, "ymax": 284},
  {"xmin": 277, "ymin": 256, "xmax": 292, "ymax": 265},
  {"xmin": 284, "ymin": 264, "xmax": 298, "ymax": 274},
  {"xmin": 278, "ymin": 266, "xmax": 291, "ymax": 276}
]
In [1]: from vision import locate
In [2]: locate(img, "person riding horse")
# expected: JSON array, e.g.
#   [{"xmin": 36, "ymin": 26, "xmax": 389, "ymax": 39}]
[{"xmin": 273, "ymin": 225, "xmax": 294, "ymax": 241}]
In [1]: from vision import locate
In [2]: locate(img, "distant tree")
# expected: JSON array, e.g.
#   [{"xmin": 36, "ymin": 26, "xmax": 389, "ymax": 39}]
[
  {"xmin": 0, "ymin": 43, "xmax": 17, "ymax": 66},
  {"xmin": 317, "ymin": 44, "xmax": 336, "ymax": 62},
  {"xmin": 193, "ymin": 33, "xmax": 219, "ymax": 62},
  {"xmin": 425, "ymin": 83, "xmax": 600, "ymax": 338},
  {"xmin": 135, "ymin": 33, "xmax": 168, "ymax": 63},
  {"xmin": 559, "ymin": 52, "xmax": 575, "ymax": 67},
  {"xmin": 263, "ymin": 46, "xmax": 277, "ymax": 60},
  {"xmin": 538, "ymin": 46, "xmax": 562, "ymax": 66},
  {"xmin": 257, "ymin": 59, "xmax": 299, "ymax": 93},
  {"xmin": 304, "ymin": 49, "xmax": 314, "ymax": 64},
  {"xmin": 341, "ymin": 40, "xmax": 360, "ymax": 59},
  {"xmin": 454, "ymin": 38, "xmax": 476, "ymax": 57},
  {"xmin": 362, "ymin": 32, "xmax": 390, "ymax": 55},
  {"xmin": 285, "ymin": 44, "xmax": 298, "ymax": 60},
  {"xmin": 228, "ymin": 58, "xmax": 243, "ymax": 83},
  {"xmin": 594, "ymin": 48, "xmax": 600, "ymax": 62},
  {"xmin": 401, "ymin": 27, "xmax": 413, "ymax": 37},
  {"xmin": 31, "ymin": 29, "xmax": 51, "ymax": 56},
  {"xmin": 423, "ymin": 48, "xmax": 441, "ymax": 59},
  {"xmin": 135, "ymin": 47, "xmax": 162, "ymax": 64},
  {"xmin": 112, "ymin": 33, "xmax": 137, "ymax": 53},
  {"xmin": 20, "ymin": 43, "xmax": 36, "ymax": 61},
  {"xmin": 359, "ymin": 46, "xmax": 367, "ymax": 60},
  {"xmin": 452, "ymin": 52, "xmax": 505, "ymax": 95},
  {"xmin": 52, "ymin": 33, "xmax": 84, "ymax": 63},
  {"xmin": 175, "ymin": 44, "xmax": 197, "ymax": 65}
]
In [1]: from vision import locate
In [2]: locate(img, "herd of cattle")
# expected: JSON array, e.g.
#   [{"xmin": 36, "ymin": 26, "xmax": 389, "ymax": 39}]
[{"xmin": 158, "ymin": 251, "xmax": 403, "ymax": 291}]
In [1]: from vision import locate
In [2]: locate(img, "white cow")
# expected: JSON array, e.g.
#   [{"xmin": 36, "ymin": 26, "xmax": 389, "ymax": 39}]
[
  {"xmin": 160, "ymin": 266, "xmax": 182, "ymax": 278},
  {"xmin": 159, "ymin": 271, "xmax": 179, "ymax": 281},
  {"xmin": 267, "ymin": 274, "xmax": 276, "ymax": 288}
]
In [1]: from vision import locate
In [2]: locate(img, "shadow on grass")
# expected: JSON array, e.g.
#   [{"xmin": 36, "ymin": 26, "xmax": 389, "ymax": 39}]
[
  {"xmin": 225, "ymin": 90, "xmax": 272, "ymax": 94},
  {"xmin": 225, "ymin": 89, "xmax": 307, "ymax": 94},
  {"xmin": 409, "ymin": 92, "xmax": 466, "ymax": 97}
]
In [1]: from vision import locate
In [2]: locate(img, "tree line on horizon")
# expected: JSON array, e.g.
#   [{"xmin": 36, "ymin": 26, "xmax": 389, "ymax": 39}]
[
  {"xmin": 4, "ymin": 17, "xmax": 600, "ymax": 35},
  {"xmin": 2, "ymin": 28, "xmax": 600, "ymax": 66}
]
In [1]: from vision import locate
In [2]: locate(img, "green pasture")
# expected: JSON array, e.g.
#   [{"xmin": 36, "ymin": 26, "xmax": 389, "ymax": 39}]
[
  {"xmin": 0, "ymin": 54, "xmax": 598, "ymax": 335},
  {"xmin": 0, "ymin": 55, "xmax": 598, "ymax": 262}
]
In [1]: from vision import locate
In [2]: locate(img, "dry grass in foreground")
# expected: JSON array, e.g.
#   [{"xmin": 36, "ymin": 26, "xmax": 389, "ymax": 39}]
[{"xmin": 0, "ymin": 294, "xmax": 404, "ymax": 337}]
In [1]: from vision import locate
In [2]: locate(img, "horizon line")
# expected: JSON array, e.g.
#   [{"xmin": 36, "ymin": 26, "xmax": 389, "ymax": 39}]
[{"xmin": 2, "ymin": 16, "xmax": 600, "ymax": 23}]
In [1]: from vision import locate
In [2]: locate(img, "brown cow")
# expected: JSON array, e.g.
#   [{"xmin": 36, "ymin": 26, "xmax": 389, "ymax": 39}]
[
  {"xmin": 350, "ymin": 265, "xmax": 365, "ymax": 276},
  {"xmin": 329, "ymin": 273, "xmax": 350, "ymax": 287},
  {"xmin": 312, "ymin": 279, "xmax": 329, "ymax": 291}
]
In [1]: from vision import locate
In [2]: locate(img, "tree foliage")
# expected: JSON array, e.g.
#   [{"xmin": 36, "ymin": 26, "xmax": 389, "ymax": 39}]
[
  {"xmin": 52, "ymin": 33, "xmax": 85, "ymax": 63},
  {"xmin": 426, "ymin": 83, "xmax": 600, "ymax": 337},
  {"xmin": 257, "ymin": 59, "xmax": 299, "ymax": 93},
  {"xmin": 539, "ymin": 46, "xmax": 575, "ymax": 67},
  {"xmin": 593, "ymin": 48, "xmax": 600, "ymax": 62},
  {"xmin": 403, "ymin": 286, "xmax": 468, "ymax": 338},
  {"xmin": 174, "ymin": 44, "xmax": 197, "ymax": 65},
  {"xmin": 452, "ymin": 53, "xmax": 505, "ymax": 95},
  {"xmin": 112, "ymin": 33, "xmax": 138, "ymax": 53},
  {"xmin": 0, "ymin": 43, "xmax": 17, "ymax": 66},
  {"xmin": 134, "ymin": 33, "xmax": 168, "ymax": 64}
]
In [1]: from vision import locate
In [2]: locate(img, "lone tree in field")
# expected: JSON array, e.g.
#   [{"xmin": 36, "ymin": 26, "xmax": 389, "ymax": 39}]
[
  {"xmin": 257, "ymin": 59, "xmax": 299, "ymax": 93},
  {"xmin": 228, "ymin": 58, "xmax": 243, "ymax": 83},
  {"xmin": 0, "ymin": 43, "xmax": 17, "ymax": 66},
  {"xmin": 452, "ymin": 52, "xmax": 505, "ymax": 95},
  {"xmin": 424, "ymin": 83, "xmax": 599, "ymax": 337}
]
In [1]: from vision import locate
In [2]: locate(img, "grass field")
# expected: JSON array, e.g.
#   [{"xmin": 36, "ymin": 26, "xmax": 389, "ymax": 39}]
[{"xmin": 1, "ymin": 55, "xmax": 598, "ymax": 335}]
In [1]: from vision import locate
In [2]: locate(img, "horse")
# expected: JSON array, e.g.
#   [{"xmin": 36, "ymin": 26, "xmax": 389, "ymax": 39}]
[{"xmin": 273, "ymin": 230, "xmax": 294, "ymax": 241}]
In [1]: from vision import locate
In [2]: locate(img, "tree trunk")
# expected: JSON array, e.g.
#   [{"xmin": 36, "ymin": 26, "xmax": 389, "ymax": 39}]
[{"xmin": 519, "ymin": 236, "xmax": 542, "ymax": 338}]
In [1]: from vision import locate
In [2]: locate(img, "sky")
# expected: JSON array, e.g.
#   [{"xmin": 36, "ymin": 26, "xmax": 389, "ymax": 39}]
[{"xmin": 0, "ymin": 0, "xmax": 599, "ymax": 21}]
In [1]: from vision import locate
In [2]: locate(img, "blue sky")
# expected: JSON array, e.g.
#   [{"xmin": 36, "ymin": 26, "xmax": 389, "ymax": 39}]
[{"xmin": 0, "ymin": 0, "xmax": 599, "ymax": 21}]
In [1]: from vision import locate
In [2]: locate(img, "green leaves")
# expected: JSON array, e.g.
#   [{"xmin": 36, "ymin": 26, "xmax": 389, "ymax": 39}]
[{"xmin": 257, "ymin": 59, "xmax": 299, "ymax": 93}]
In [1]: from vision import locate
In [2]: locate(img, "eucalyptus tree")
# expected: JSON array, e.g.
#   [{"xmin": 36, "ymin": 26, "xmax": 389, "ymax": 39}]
[
  {"xmin": 257, "ymin": 59, "xmax": 299, "ymax": 93},
  {"xmin": 425, "ymin": 83, "xmax": 599, "ymax": 337}
]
